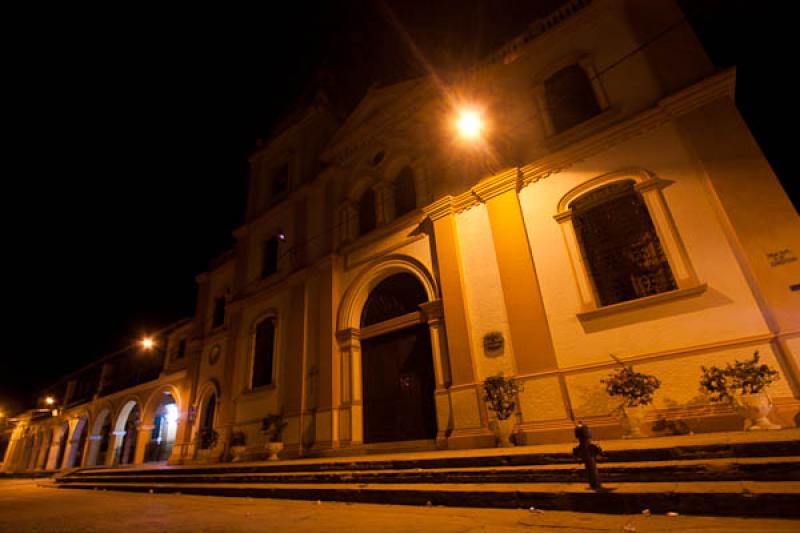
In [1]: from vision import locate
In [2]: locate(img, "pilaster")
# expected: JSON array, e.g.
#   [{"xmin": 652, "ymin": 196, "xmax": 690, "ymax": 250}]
[{"xmin": 473, "ymin": 173, "xmax": 558, "ymax": 374}]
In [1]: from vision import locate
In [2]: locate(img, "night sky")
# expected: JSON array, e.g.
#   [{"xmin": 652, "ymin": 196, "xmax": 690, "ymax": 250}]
[{"xmin": 3, "ymin": 1, "xmax": 793, "ymax": 414}]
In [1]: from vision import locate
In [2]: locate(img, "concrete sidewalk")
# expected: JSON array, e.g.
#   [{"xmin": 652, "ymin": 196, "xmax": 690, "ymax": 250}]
[{"xmin": 2, "ymin": 478, "xmax": 798, "ymax": 532}]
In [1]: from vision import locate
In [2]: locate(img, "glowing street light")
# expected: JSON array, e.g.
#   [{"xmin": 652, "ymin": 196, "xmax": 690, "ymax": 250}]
[
  {"xmin": 455, "ymin": 109, "xmax": 484, "ymax": 140},
  {"xmin": 140, "ymin": 336, "xmax": 155, "ymax": 350},
  {"xmin": 45, "ymin": 396, "xmax": 55, "ymax": 406}
]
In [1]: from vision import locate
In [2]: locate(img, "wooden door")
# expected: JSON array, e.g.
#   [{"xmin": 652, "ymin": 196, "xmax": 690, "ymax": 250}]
[{"xmin": 361, "ymin": 324, "xmax": 437, "ymax": 443}]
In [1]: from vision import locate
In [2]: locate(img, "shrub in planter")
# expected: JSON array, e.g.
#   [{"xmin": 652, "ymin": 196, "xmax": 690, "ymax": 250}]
[
  {"xmin": 229, "ymin": 431, "xmax": 247, "ymax": 462},
  {"xmin": 601, "ymin": 362, "xmax": 661, "ymax": 438},
  {"xmin": 196, "ymin": 428, "xmax": 218, "ymax": 450},
  {"xmin": 482, "ymin": 374, "xmax": 522, "ymax": 447},
  {"xmin": 602, "ymin": 364, "xmax": 661, "ymax": 408},
  {"xmin": 262, "ymin": 414, "xmax": 287, "ymax": 460},
  {"xmin": 700, "ymin": 351, "xmax": 780, "ymax": 430}
]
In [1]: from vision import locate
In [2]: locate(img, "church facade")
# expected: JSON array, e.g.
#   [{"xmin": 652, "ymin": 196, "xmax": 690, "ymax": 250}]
[{"xmin": 4, "ymin": 0, "xmax": 799, "ymax": 472}]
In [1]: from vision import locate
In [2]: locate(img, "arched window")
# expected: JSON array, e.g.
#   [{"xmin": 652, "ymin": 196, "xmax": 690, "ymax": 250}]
[
  {"xmin": 358, "ymin": 188, "xmax": 377, "ymax": 236},
  {"xmin": 251, "ymin": 317, "xmax": 276, "ymax": 388},
  {"xmin": 393, "ymin": 167, "xmax": 417, "ymax": 218},
  {"xmin": 361, "ymin": 273, "xmax": 428, "ymax": 327},
  {"xmin": 570, "ymin": 180, "xmax": 676, "ymax": 306},
  {"xmin": 544, "ymin": 64, "xmax": 601, "ymax": 134}
]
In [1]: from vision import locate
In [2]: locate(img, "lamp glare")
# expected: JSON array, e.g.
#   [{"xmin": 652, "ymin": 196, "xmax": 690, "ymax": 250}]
[{"xmin": 456, "ymin": 110, "xmax": 483, "ymax": 139}]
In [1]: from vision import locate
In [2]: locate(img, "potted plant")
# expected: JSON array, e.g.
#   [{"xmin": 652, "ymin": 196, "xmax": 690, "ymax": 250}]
[
  {"xmin": 700, "ymin": 351, "xmax": 781, "ymax": 430},
  {"xmin": 262, "ymin": 414, "xmax": 287, "ymax": 460},
  {"xmin": 229, "ymin": 431, "xmax": 247, "ymax": 462},
  {"xmin": 195, "ymin": 428, "xmax": 218, "ymax": 461},
  {"xmin": 482, "ymin": 374, "xmax": 522, "ymax": 447},
  {"xmin": 602, "ymin": 361, "xmax": 661, "ymax": 438}
]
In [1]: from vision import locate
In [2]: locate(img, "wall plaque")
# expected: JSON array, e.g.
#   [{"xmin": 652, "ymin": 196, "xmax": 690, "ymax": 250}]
[
  {"xmin": 768, "ymin": 249, "xmax": 798, "ymax": 267},
  {"xmin": 483, "ymin": 331, "xmax": 504, "ymax": 357}
]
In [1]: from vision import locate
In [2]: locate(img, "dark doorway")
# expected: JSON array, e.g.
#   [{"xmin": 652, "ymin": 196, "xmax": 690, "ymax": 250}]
[
  {"xmin": 361, "ymin": 324, "xmax": 437, "ymax": 443},
  {"xmin": 118, "ymin": 404, "xmax": 140, "ymax": 465},
  {"xmin": 54, "ymin": 422, "xmax": 69, "ymax": 469}
]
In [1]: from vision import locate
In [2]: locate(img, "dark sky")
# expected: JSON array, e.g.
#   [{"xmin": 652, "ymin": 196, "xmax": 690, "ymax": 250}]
[{"xmin": 3, "ymin": 1, "xmax": 793, "ymax": 414}]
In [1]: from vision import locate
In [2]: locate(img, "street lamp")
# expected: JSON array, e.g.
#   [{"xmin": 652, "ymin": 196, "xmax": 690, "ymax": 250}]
[
  {"xmin": 140, "ymin": 336, "xmax": 155, "ymax": 350},
  {"xmin": 45, "ymin": 396, "xmax": 55, "ymax": 406},
  {"xmin": 455, "ymin": 108, "xmax": 484, "ymax": 140}
]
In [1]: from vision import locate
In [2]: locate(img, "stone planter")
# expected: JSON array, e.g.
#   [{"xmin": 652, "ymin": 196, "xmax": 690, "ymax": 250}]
[
  {"xmin": 493, "ymin": 417, "xmax": 515, "ymax": 447},
  {"xmin": 195, "ymin": 448, "xmax": 212, "ymax": 462},
  {"xmin": 733, "ymin": 393, "xmax": 781, "ymax": 431},
  {"xmin": 230, "ymin": 445, "xmax": 247, "ymax": 462},
  {"xmin": 620, "ymin": 405, "xmax": 647, "ymax": 438},
  {"xmin": 266, "ymin": 441, "xmax": 284, "ymax": 461}
]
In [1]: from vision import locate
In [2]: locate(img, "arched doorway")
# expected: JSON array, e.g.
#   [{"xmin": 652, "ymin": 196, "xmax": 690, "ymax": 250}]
[
  {"xmin": 145, "ymin": 393, "xmax": 179, "ymax": 463},
  {"xmin": 66, "ymin": 418, "xmax": 88, "ymax": 468},
  {"xmin": 39, "ymin": 430, "xmax": 53, "ymax": 469},
  {"xmin": 115, "ymin": 402, "xmax": 140, "ymax": 466},
  {"xmin": 54, "ymin": 422, "xmax": 70, "ymax": 469},
  {"xmin": 196, "ymin": 393, "xmax": 217, "ymax": 451},
  {"xmin": 359, "ymin": 273, "xmax": 437, "ymax": 443},
  {"xmin": 87, "ymin": 409, "xmax": 112, "ymax": 466}
]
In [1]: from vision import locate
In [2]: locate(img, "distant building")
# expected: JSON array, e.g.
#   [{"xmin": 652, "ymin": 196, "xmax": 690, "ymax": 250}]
[{"xmin": 3, "ymin": 0, "xmax": 799, "ymax": 472}]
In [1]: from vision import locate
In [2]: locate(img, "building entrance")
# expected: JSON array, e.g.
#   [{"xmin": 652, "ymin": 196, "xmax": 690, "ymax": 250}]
[
  {"xmin": 358, "ymin": 272, "xmax": 437, "ymax": 444},
  {"xmin": 362, "ymin": 324, "xmax": 437, "ymax": 443}
]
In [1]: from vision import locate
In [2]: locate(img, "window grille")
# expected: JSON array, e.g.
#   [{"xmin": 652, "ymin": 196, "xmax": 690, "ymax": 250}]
[{"xmin": 571, "ymin": 181, "xmax": 676, "ymax": 306}]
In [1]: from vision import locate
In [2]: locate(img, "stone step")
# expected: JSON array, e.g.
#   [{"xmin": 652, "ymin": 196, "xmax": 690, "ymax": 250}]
[
  {"xmin": 60, "ymin": 435, "xmax": 800, "ymax": 480},
  {"xmin": 52, "ymin": 480, "xmax": 800, "ymax": 518},
  {"xmin": 56, "ymin": 457, "xmax": 800, "ymax": 485}
]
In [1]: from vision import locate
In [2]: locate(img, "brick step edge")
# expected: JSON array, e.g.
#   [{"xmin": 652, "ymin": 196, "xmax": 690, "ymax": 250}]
[
  {"xmin": 57, "ymin": 463, "xmax": 800, "ymax": 485},
  {"xmin": 54, "ymin": 482, "xmax": 800, "ymax": 518},
  {"xmin": 60, "ymin": 441, "xmax": 800, "ymax": 479}
]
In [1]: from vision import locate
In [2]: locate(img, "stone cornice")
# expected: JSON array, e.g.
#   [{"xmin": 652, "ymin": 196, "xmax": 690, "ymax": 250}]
[{"xmin": 471, "ymin": 168, "xmax": 522, "ymax": 202}]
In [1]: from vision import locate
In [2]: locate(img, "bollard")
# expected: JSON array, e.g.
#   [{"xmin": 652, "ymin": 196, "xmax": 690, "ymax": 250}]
[{"xmin": 573, "ymin": 421, "xmax": 604, "ymax": 491}]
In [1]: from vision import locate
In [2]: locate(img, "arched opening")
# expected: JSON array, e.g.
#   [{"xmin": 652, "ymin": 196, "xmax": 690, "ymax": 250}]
[
  {"xmin": 393, "ymin": 167, "xmax": 417, "ymax": 218},
  {"xmin": 87, "ymin": 409, "xmax": 112, "ymax": 466},
  {"xmin": 114, "ymin": 401, "xmax": 141, "ymax": 466},
  {"xmin": 359, "ymin": 273, "xmax": 437, "ymax": 443},
  {"xmin": 54, "ymin": 422, "xmax": 70, "ymax": 469},
  {"xmin": 544, "ymin": 63, "xmax": 601, "ymax": 134},
  {"xmin": 39, "ymin": 430, "xmax": 53, "ymax": 469},
  {"xmin": 66, "ymin": 417, "xmax": 88, "ymax": 468},
  {"xmin": 145, "ymin": 392, "xmax": 179, "ymax": 463},
  {"xmin": 25, "ymin": 433, "xmax": 41, "ymax": 470},
  {"xmin": 197, "ymin": 393, "xmax": 217, "ymax": 450}
]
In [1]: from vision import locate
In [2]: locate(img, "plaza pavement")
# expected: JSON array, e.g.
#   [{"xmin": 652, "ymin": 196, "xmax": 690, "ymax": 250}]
[{"xmin": 1, "ymin": 478, "xmax": 798, "ymax": 532}]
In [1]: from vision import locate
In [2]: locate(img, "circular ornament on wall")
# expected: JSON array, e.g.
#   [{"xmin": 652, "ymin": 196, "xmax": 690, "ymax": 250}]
[{"xmin": 208, "ymin": 344, "xmax": 221, "ymax": 366}]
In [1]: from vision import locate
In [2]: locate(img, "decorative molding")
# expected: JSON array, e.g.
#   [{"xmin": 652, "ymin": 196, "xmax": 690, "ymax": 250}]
[
  {"xmin": 516, "ymin": 331, "xmax": 776, "ymax": 381},
  {"xmin": 517, "ymin": 68, "xmax": 737, "ymax": 189},
  {"xmin": 471, "ymin": 168, "xmax": 522, "ymax": 202},
  {"xmin": 576, "ymin": 283, "xmax": 708, "ymax": 321},
  {"xmin": 358, "ymin": 311, "xmax": 423, "ymax": 340}
]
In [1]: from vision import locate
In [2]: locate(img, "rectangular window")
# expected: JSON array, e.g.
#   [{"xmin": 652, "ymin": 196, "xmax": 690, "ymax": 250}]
[
  {"xmin": 273, "ymin": 163, "xmax": 289, "ymax": 196},
  {"xmin": 252, "ymin": 318, "xmax": 276, "ymax": 388},
  {"xmin": 212, "ymin": 297, "xmax": 226, "ymax": 328},
  {"xmin": 261, "ymin": 237, "xmax": 279, "ymax": 278},
  {"xmin": 176, "ymin": 337, "xmax": 187, "ymax": 359}
]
